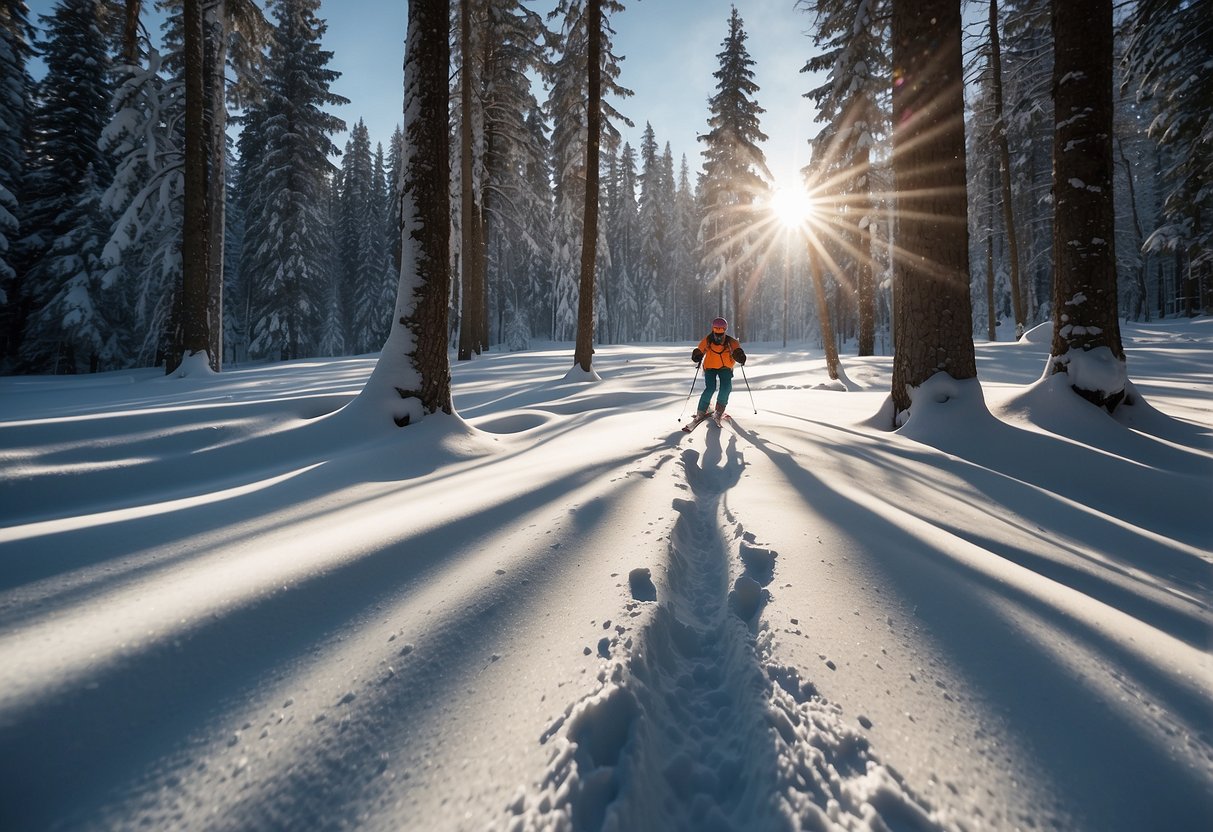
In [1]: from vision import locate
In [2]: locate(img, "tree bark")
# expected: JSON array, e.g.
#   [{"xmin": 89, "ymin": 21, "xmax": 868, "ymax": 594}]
[
  {"xmin": 457, "ymin": 0, "xmax": 485, "ymax": 361},
  {"xmin": 854, "ymin": 143, "xmax": 875, "ymax": 355},
  {"xmin": 363, "ymin": 0, "xmax": 452, "ymax": 421},
  {"xmin": 989, "ymin": 0, "xmax": 1026, "ymax": 337},
  {"xmin": 807, "ymin": 242, "xmax": 840, "ymax": 380},
  {"xmin": 573, "ymin": 0, "xmax": 601, "ymax": 373},
  {"xmin": 205, "ymin": 0, "xmax": 227, "ymax": 370},
  {"xmin": 122, "ymin": 0, "xmax": 142, "ymax": 63},
  {"xmin": 1048, "ymin": 0, "xmax": 1124, "ymax": 409},
  {"xmin": 177, "ymin": 0, "xmax": 211, "ymax": 372},
  {"xmin": 889, "ymin": 0, "xmax": 976, "ymax": 418}
]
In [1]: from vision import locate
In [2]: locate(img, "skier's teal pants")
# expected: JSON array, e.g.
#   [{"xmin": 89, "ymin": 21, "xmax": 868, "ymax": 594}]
[{"xmin": 698, "ymin": 367, "xmax": 733, "ymax": 412}]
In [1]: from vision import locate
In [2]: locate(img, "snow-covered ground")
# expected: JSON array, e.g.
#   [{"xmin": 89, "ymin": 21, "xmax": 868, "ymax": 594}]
[{"xmin": 1, "ymin": 318, "xmax": 1210, "ymax": 831}]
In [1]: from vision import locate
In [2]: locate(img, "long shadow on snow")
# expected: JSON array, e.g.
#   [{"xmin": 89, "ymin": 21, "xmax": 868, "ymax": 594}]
[
  {"xmin": 0, "ymin": 440, "xmax": 672, "ymax": 831},
  {"xmin": 728, "ymin": 420, "xmax": 1213, "ymax": 832},
  {"xmin": 0, "ymin": 411, "xmax": 636, "ymax": 623}
]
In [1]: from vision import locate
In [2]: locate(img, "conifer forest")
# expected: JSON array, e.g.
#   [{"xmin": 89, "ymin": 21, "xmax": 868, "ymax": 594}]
[{"xmin": 0, "ymin": 0, "xmax": 1208, "ymax": 392}]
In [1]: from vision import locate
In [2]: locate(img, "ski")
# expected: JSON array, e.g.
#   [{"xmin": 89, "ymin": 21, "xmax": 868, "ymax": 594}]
[
  {"xmin": 711, "ymin": 412, "xmax": 729, "ymax": 427},
  {"xmin": 680, "ymin": 413, "xmax": 711, "ymax": 433}
]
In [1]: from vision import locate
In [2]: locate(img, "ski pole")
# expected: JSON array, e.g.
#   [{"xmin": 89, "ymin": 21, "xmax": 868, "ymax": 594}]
[
  {"xmin": 679, "ymin": 363, "xmax": 701, "ymax": 420},
  {"xmin": 740, "ymin": 364, "xmax": 757, "ymax": 413}
]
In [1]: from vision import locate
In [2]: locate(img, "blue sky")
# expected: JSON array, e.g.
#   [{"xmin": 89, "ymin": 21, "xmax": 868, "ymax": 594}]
[
  {"xmin": 26, "ymin": 0, "xmax": 826, "ymax": 187},
  {"xmin": 322, "ymin": 0, "xmax": 827, "ymax": 186}
]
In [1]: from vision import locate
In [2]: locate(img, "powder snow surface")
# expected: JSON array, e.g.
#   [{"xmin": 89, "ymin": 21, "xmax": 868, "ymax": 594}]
[{"xmin": 0, "ymin": 318, "xmax": 1210, "ymax": 831}]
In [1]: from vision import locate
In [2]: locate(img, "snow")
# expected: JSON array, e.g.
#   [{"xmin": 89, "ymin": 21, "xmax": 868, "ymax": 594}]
[{"xmin": 1, "ymin": 319, "xmax": 1211, "ymax": 831}]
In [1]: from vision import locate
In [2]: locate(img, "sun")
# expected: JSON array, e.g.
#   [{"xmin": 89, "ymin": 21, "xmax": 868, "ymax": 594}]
[{"xmin": 769, "ymin": 185, "xmax": 816, "ymax": 230}]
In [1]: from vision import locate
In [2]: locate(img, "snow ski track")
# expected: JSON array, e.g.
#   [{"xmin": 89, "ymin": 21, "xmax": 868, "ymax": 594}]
[{"xmin": 511, "ymin": 427, "xmax": 946, "ymax": 831}]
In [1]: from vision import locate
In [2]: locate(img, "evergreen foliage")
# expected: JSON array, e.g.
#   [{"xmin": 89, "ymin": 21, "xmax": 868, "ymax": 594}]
[
  {"xmin": 238, "ymin": 0, "xmax": 346, "ymax": 361},
  {"xmin": 19, "ymin": 0, "xmax": 115, "ymax": 372},
  {"xmin": 699, "ymin": 6, "xmax": 769, "ymax": 341}
]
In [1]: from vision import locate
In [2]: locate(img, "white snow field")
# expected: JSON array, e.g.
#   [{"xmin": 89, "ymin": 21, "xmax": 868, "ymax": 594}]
[{"xmin": 1, "ymin": 317, "xmax": 1210, "ymax": 831}]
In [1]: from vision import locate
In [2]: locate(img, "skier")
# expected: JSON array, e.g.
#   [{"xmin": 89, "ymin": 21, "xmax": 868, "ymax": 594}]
[{"xmin": 691, "ymin": 317, "xmax": 746, "ymax": 422}]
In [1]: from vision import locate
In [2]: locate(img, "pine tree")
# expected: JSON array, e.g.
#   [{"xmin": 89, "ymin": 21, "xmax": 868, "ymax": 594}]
[
  {"xmin": 101, "ymin": 44, "xmax": 183, "ymax": 368},
  {"xmin": 19, "ymin": 0, "xmax": 115, "ymax": 372},
  {"xmin": 801, "ymin": 0, "xmax": 887, "ymax": 356},
  {"xmin": 699, "ymin": 5, "xmax": 770, "ymax": 342},
  {"xmin": 1124, "ymin": 0, "xmax": 1212, "ymax": 313},
  {"xmin": 545, "ymin": 0, "xmax": 630, "ymax": 352},
  {"xmin": 636, "ymin": 122, "xmax": 664, "ymax": 340},
  {"xmin": 0, "ymin": 0, "xmax": 34, "ymax": 366},
  {"xmin": 888, "ymin": 0, "xmax": 976, "ymax": 420},
  {"xmin": 338, "ymin": 119, "xmax": 379, "ymax": 353},
  {"xmin": 480, "ymin": 0, "xmax": 549, "ymax": 347},
  {"xmin": 239, "ymin": 0, "xmax": 346, "ymax": 362}
]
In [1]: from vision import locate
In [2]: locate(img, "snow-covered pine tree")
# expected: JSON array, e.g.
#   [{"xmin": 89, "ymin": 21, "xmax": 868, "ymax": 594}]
[
  {"xmin": 1124, "ymin": 0, "xmax": 1212, "ymax": 313},
  {"xmin": 636, "ymin": 122, "xmax": 664, "ymax": 341},
  {"xmin": 101, "ymin": 44, "xmax": 183, "ymax": 369},
  {"xmin": 18, "ymin": 0, "xmax": 115, "ymax": 373},
  {"xmin": 800, "ymin": 0, "xmax": 887, "ymax": 355},
  {"xmin": 24, "ymin": 162, "xmax": 122, "ymax": 372},
  {"xmin": 606, "ymin": 140, "xmax": 638, "ymax": 342},
  {"xmin": 238, "ymin": 0, "xmax": 346, "ymax": 362},
  {"xmin": 888, "ymin": 0, "xmax": 975, "ymax": 420},
  {"xmin": 699, "ymin": 5, "xmax": 770, "ymax": 342},
  {"xmin": 354, "ymin": 0, "xmax": 452, "ymax": 425},
  {"xmin": 315, "ymin": 167, "xmax": 344, "ymax": 357},
  {"xmin": 0, "ymin": 0, "xmax": 34, "ymax": 367},
  {"xmin": 368, "ymin": 141, "xmax": 392, "ymax": 348},
  {"xmin": 338, "ymin": 119, "xmax": 379, "ymax": 354},
  {"xmin": 518, "ymin": 104, "xmax": 553, "ymax": 338},
  {"xmin": 1002, "ymin": 0, "xmax": 1053, "ymax": 323},
  {"xmin": 545, "ymin": 0, "xmax": 630, "ymax": 351},
  {"xmin": 0, "ymin": 0, "xmax": 32, "ymax": 317},
  {"xmin": 669, "ymin": 154, "xmax": 701, "ymax": 338},
  {"xmin": 480, "ymin": 0, "xmax": 549, "ymax": 347}
]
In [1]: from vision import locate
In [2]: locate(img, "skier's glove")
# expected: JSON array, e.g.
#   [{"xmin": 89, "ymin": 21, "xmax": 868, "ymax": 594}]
[
  {"xmin": 691, "ymin": 348, "xmax": 704, "ymax": 364},
  {"xmin": 732, "ymin": 347, "xmax": 746, "ymax": 365}
]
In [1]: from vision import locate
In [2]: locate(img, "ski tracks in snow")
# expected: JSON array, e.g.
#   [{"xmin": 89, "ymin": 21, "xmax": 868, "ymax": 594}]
[{"xmin": 508, "ymin": 425, "xmax": 946, "ymax": 831}]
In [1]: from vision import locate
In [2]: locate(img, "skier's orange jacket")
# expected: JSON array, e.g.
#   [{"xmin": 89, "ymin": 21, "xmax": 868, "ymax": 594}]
[{"xmin": 697, "ymin": 334, "xmax": 739, "ymax": 370}]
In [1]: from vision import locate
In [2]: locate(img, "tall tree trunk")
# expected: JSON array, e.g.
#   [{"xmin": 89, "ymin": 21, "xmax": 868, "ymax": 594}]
[
  {"xmin": 205, "ymin": 0, "xmax": 227, "ymax": 371},
  {"xmin": 122, "ymin": 0, "xmax": 142, "ymax": 63},
  {"xmin": 177, "ymin": 0, "xmax": 211, "ymax": 372},
  {"xmin": 889, "ymin": 0, "xmax": 976, "ymax": 418},
  {"xmin": 855, "ymin": 143, "xmax": 875, "ymax": 355},
  {"xmin": 1048, "ymin": 0, "xmax": 1124, "ymax": 410},
  {"xmin": 457, "ymin": 0, "xmax": 484, "ymax": 362},
  {"xmin": 986, "ymin": 163, "xmax": 997, "ymax": 340},
  {"xmin": 1117, "ymin": 138, "xmax": 1149, "ymax": 321},
  {"xmin": 989, "ymin": 0, "xmax": 1026, "ymax": 337},
  {"xmin": 807, "ymin": 242, "xmax": 840, "ymax": 380},
  {"xmin": 357, "ymin": 0, "xmax": 451, "ymax": 422},
  {"xmin": 573, "ymin": 0, "xmax": 601, "ymax": 373}
]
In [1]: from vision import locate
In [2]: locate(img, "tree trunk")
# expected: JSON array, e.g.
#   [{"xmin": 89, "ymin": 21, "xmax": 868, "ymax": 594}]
[
  {"xmin": 889, "ymin": 0, "xmax": 976, "ymax": 418},
  {"xmin": 122, "ymin": 0, "xmax": 142, "ymax": 63},
  {"xmin": 359, "ymin": 0, "xmax": 451, "ymax": 422},
  {"xmin": 457, "ymin": 0, "xmax": 484, "ymax": 362},
  {"xmin": 1117, "ymin": 138, "xmax": 1149, "ymax": 321},
  {"xmin": 989, "ymin": 0, "xmax": 1026, "ymax": 337},
  {"xmin": 855, "ymin": 143, "xmax": 875, "ymax": 355},
  {"xmin": 1048, "ymin": 0, "xmax": 1124, "ymax": 410},
  {"xmin": 807, "ymin": 242, "xmax": 840, "ymax": 380},
  {"xmin": 986, "ymin": 163, "xmax": 997, "ymax": 340},
  {"xmin": 205, "ymin": 0, "xmax": 227, "ymax": 371},
  {"xmin": 176, "ymin": 0, "xmax": 211, "ymax": 372},
  {"xmin": 573, "ymin": 0, "xmax": 601, "ymax": 373}
]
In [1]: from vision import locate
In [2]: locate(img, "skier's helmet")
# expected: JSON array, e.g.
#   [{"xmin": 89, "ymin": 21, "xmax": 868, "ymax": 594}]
[{"xmin": 711, "ymin": 317, "xmax": 728, "ymax": 331}]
